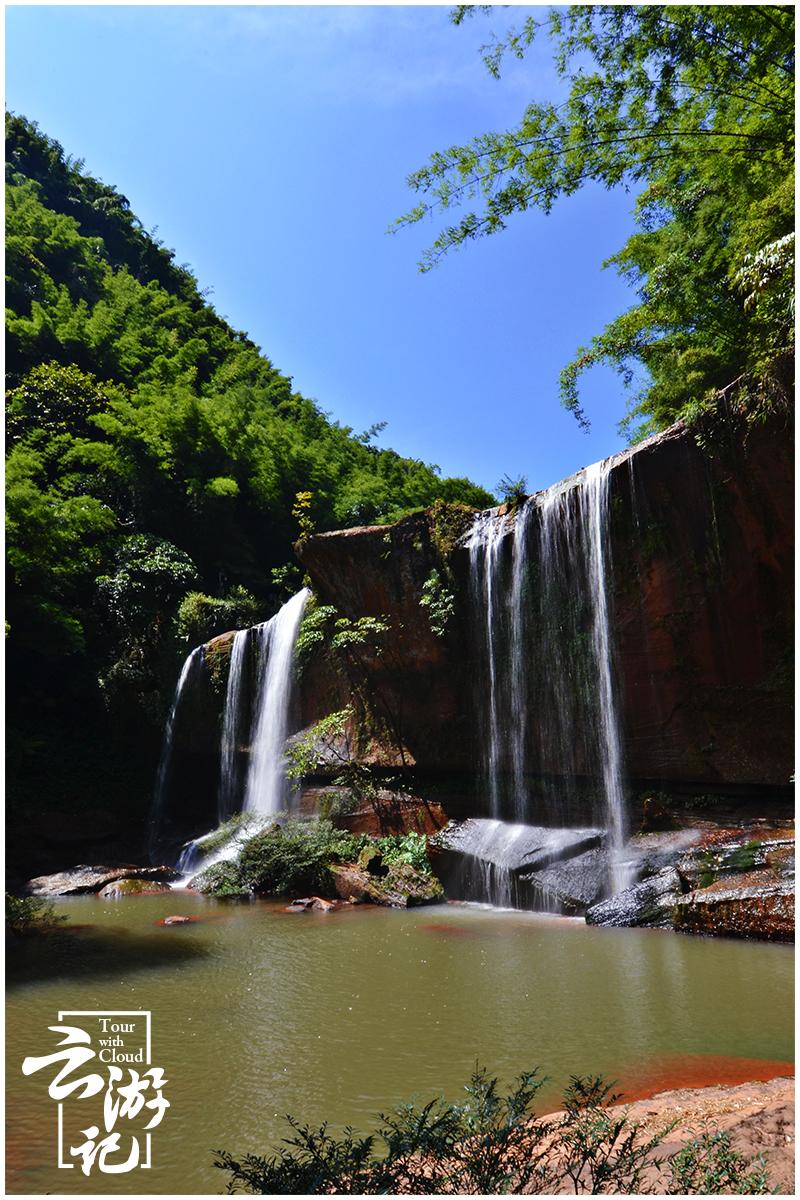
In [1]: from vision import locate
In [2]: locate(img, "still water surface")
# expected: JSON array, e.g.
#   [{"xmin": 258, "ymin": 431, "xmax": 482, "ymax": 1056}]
[{"xmin": 6, "ymin": 895, "xmax": 793, "ymax": 1194}]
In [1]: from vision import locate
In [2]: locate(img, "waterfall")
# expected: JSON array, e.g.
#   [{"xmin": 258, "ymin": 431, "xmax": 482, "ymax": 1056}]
[
  {"xmin": 243, "ymin": 587, "xmax": 310, "ymax": 817},
  {"xmin": 149, "ymin": 645, "xmax": 205, "ymax": 858},
  {"xmin": 468, "ymin": 509, "xmax": 509, "ymax": 817},
  {"xmin": 154, "ymin": 588, "xmax": 310, "ymax": 880},
  {"xmin": 217, "ymin": 628, "xmax": 250, "ymax": 823},
  {"xmin": 508, "ymin": 499, "xmax": 535, "ymax": 818},
  {"xmin": 580, "ymin": 462, "xmax": 630, "ymax": 891},
  {"xmin": 467, "ymin": 454, "xmax": 631, "ymax": 896},
  {"xmin": 536, "ymin": 479, "xmax": 582, "ymax": 814}
]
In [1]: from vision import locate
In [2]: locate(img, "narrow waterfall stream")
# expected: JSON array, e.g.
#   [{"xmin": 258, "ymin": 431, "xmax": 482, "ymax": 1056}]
[
  {"xmin": 467, "ymin": 453, "xmax": 630, "ymax": 900},
  {"xmin": 580, "ymin": 460, "xmax": 630, "ymax": 890},
  {"xmin": 217, "ymin": 628, "xmax": 250, "ymax": 823},
  {"xmin": 149, "ymin": 645, "xmax": 205, "ymax": 858},
  {"xmin": 508, "ymin": 498, "xmax": 535, "ymax": 820},
  {"xmin": 468, "ymin": 509, "xmax": 509, "ymax": 818}
]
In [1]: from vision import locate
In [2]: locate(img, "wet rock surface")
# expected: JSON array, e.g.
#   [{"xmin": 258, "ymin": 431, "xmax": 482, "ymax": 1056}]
[
  {"xmin": 586, "ymin": 825, "xmax": 794, "ymax": 940},
  {"xmin": 522, "ymin": 847, "xmax": 610, "ymax": 915},
  {"xmin": 674, "ymin": 877, "xmax": 795, "ymax": 941},
  {"xmin": 433, "ymin": 820, "xmax": 604, "ymax": 872},
  {"xmin": 27, "ymin": 864, "xmax": 179, "ymax": 897},
  {"xmin": 432, "ymin": 820, "xmax": 609, "ymax": 914},
  {"xmin": 435, "ymin": 817, "xmax": 795, "ymax": 939},
  {"xmin": 586, "ymin": 867, "xmax": 684, "ymax": 928}
]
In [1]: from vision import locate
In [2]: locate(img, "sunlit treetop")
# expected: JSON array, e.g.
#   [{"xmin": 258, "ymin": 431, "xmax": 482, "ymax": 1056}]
[{"xmin": 396, "ymin": 5, "xmax": 794, "ymax": 436}]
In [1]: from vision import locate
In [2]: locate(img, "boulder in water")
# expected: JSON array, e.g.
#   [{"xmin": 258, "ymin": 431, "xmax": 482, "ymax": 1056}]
[
  {"xmin": 434, "ymin": 819, "xmax": 607, "ymax": 911},
  {"xmin": 520, "ymin": 846, "xmax": 609, "ymax": 915}
]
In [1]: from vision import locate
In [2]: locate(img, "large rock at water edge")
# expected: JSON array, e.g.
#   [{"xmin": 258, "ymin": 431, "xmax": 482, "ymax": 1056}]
[
  {"xmin": 674, "ymin": 877, "xmax": 794, "ymax": 942},
  {"xmin": 27, "ymin": 864, "xmax": 179, "ymax": 897},
  {"xmin": 329, "ymin": 862, "xmax": 444, "ymax": 908}
]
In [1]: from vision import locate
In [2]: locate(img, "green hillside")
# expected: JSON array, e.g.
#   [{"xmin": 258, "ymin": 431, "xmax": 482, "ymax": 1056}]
[{"xmin": 5, "ymin": 113, "xmax": 493, "ymax": 847}]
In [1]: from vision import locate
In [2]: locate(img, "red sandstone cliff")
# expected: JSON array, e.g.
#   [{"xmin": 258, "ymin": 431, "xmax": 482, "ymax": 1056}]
[{"xmin": 297, "ymin": 417, "xmax": 793, "ymax": 791}]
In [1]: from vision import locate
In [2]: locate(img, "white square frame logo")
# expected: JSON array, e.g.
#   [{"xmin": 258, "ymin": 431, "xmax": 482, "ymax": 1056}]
[{"xmin": 56, "ymin": 1009, "xmax": 153, "ymax": 1170}]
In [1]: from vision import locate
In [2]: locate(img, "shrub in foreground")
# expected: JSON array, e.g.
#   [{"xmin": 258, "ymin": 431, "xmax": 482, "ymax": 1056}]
[
  {"xmin": 213, "ymin": 1066, "xmax": 773, "ymax": 1194},
  {"xmin": 5, "ymin": 893, "xmax": 66, "ymax": 935}
]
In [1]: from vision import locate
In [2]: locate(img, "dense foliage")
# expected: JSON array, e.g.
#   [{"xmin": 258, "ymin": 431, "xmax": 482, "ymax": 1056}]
[
  {"xmin": 396, "ymin": 5, "xmax": 794, "ymax": 436},
  {"xmin": 5, "ymin": 113, "xmax": 493, "ymax": 836},
  {"xmin": 214, "ymin": 1065, "xmax": 772, "ymax": 1193},
  {"xmin": 191, "ymin": 819, "xmax": 437, "ymax": 901}
]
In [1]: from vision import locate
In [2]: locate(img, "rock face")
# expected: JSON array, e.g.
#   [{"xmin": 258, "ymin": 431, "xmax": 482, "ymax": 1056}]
[
  {"xmin": 297, "ymin": 505, "xmax": 477, "ymax": 770},
  {"xmin": 297, "ymin": 417, "xmax": 793, "ymax": 793},
  {"xmin": 586, "ymin": 867, "xmax": 685, "ymax": 929}
]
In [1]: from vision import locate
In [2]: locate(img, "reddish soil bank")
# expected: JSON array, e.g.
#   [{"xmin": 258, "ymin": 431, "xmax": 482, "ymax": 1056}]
[{"xmin": 538, "ymin": 1075, "xmax": 794, "ymax": 1195}]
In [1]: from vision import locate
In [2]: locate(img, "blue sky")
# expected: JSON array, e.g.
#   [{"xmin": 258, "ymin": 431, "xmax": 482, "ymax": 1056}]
[{"xmin": 6, "ymin": 4, "xmax": 642, "ymax": 495}]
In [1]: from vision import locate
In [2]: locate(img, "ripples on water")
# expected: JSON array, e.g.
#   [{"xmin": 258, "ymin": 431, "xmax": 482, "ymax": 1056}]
[{"xmin": 7, "ymin": 895, "xmax": 794, "ymax": 1195}]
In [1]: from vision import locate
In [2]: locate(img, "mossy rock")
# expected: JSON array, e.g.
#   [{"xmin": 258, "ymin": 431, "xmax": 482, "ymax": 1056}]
[
  {"xmin": 190, "ymin": 860, "xmax": 250, "ymax": 898},
  {"xmin": 330, "ymin": 861, "xmax": 444, "ymax": 908},
  {"xmin": 386, "ymin": 862, "xmax": 444, "ymax": 905},
  {"xmin": 357, "ymin": 845, "xmax": 388, "ymax": 876}
]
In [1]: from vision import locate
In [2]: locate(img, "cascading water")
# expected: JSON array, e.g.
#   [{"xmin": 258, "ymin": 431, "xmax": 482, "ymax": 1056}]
[
  {"xmin": 440, "ymin": 819, "xmax": 529, "ymax": 908},
  {"xmin": 468, "ymin": 509, "xmax": 509, "ymax": 817},
  {"xmin": 508, "ymin": 498, "xmax": 535, "ymax": 819},
  {"xmin": 217, "ymin": 628, "xmax": 250, "ymax": 823},
  {"xmin": 580, "ymin": 461, "xmax": 630, "ymax": 892},
  {"xmin": 149, "ymin": 645, "xmax": 205, "ymax": 859},
  {"xmin": 243, "ymin": 587, "xmax": 310, "ymax": 817},
  {"xmin": 467, "ymin": 452, "xmax": 632, "ymax": 900},
  {"xmin": 158, "ymin": 588, "xmax": 310, "ymax": 882}
]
